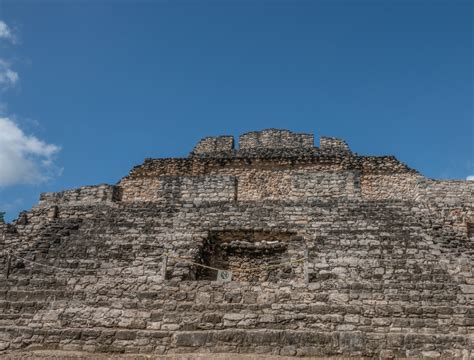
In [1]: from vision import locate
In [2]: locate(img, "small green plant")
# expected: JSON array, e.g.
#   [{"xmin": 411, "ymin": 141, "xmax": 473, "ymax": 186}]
[{"xmin": 0, "ymin": 211, "xmax": 5, "ymax": 224}]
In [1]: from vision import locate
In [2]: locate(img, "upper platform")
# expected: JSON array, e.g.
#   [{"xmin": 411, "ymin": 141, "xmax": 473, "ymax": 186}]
[{"xmin": 27, "ymin": 128, "xmax": 473, "ymax": 207}]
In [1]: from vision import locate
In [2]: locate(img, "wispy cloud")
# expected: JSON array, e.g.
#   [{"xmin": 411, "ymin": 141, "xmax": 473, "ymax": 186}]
[
  {"xmin": 0, "ymin": 20, "xmax": 15, "ymax": 43},
  {"xmin": 467, "ymin": 175, "xmax": 474, "ymax": 181},
  {"xmin": 0, "ymin": 117, "xmax": 60, "ymax": 187},
  {"xmin": 0, "ymin": 21, "xmax": 18, "ymax": 90},
  {"xmin": 0, "ymin": 59, "xmax": 19, "ymax": 89}
]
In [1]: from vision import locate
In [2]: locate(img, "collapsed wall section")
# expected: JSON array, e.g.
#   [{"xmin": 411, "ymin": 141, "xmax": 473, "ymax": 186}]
[
  {"xmin": 194, "ymin": 230, "xmax": 303, "ymax": 282},
  {"xmin": 319, "ymin": 136, "xmax": 351, "ymax": 153},
  {"xmin": 190, "ymin": 136, "xmax": 235, "ymax": 157}
]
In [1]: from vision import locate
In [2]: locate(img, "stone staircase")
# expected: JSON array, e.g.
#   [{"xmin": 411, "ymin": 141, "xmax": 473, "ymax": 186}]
[{"xmin": 0, "ymin": 199, "xmax": 472, "ymax": 358}]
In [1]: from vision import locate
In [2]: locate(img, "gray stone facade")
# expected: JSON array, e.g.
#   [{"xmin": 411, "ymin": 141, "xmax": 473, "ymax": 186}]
[{"xmin": 0, "ymin": 129, "xmax": 473, "ymax": 358}]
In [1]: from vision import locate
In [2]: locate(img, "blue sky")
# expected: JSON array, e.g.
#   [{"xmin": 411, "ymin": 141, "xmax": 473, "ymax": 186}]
[{"xmin": 0, "ymin": 0, "xmax": 472, "ymax": 221}]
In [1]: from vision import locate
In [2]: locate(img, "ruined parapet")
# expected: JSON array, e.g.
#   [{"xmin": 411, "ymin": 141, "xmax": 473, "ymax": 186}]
[
  {"xmin": 188, "ymin": 129, "xmax": 357, "ymax": 159},
  {"xmin": 190, "ymin": 129, "xmax": 316, "ymax": 158},
  {"xmin": 190, "ymin": 135, "xmax": 234, "ymax": 157},
  {"xmin": 319, "ymin": 136, "xmax": 351, "ymax": 154},
  {"xmin": 239, "ymin": 129, "xmax": 314, "ymax": 150}
]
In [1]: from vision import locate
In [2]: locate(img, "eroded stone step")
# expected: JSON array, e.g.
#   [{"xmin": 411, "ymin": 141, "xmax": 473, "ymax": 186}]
[{"xmin": 0, "ymin": 326, "xmax": 470, "ymax": 357}]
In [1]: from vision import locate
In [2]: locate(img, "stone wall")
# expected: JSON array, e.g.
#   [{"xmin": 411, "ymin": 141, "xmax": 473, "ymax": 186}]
[
  {"xmin": 237, "ymin": 170, "xmax": 360, "ymax": 201},
  {"xmin": 39, "ymin": 184, "xmax": 119, "ymax": 206},
  {"xmin": 120, "ymin": 169, "xmax": 361, "ymax": 203},
  {"xmin": 239, "ymin": 129, "xmax": 314, "ymax": 150},
  {"xmin": 360, "ymin": 173, "xmax": 422, "ymax": 200},
  {"xmin": 415, "ymin": 180, "xmax": 474, "ymax": 206},
  {"xmin": 118, "ymin": 153, "xmax": 418, "ymax": 203},
  {"xmin": 120, "ymin": 176, "xmax": 236, "ymax": 202}
]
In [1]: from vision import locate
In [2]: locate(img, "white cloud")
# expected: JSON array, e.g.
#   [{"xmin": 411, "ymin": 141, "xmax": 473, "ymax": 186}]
[
  {"xmin": 0, "ymin": 117, "xmax": 60, "ymax": 187},
  {"xmin": 467, "ymin": 176, "xmax": 474, "ymax": 181},
  {"xmin": 0, "ymin": 59, "xmax": 18, "ymax": 89},
  {"xmin": 0, "ymin": 21, "xmax": 15, "ymax": 43},
  {"xmin": 0, "ymin": 22, "xmax": 61, "ymax": 188}
]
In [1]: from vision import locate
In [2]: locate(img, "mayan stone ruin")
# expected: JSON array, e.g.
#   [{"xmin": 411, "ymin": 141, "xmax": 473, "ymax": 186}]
[{"xmin": 0, "ymin": 128, "xmax": 473, "ymax": 358}]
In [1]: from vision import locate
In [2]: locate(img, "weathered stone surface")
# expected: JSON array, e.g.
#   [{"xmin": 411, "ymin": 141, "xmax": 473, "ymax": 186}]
[{"xmin": 0, "ymin": 129, "xmax": 472, "ymax": 358}]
